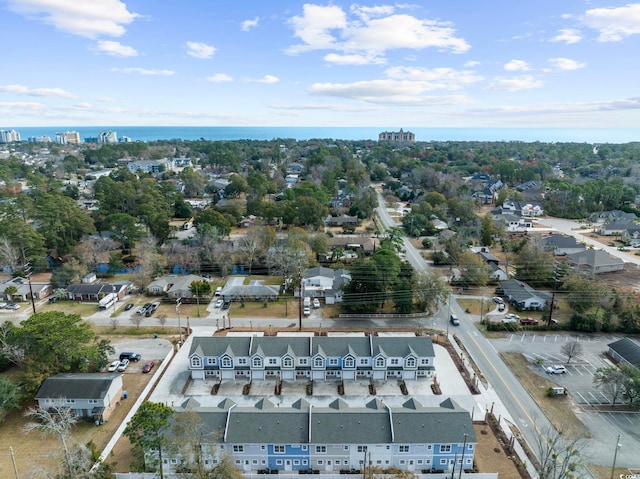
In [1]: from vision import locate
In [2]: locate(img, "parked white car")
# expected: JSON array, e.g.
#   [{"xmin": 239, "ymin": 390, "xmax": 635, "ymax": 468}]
[
  {"xmin": 117, "ymin": 359, "xmax": 130, "ymax": 372},
  {"xmin": 313, "ymin": 298, "xmax": 320, "ymax": 309},
  {"xmin": 107, "ymin": 360, "xmax": 120, "ymax": 372},
  {"xmin": 546, "ymin": 365, "xmax": 567, "ymax": 374}
]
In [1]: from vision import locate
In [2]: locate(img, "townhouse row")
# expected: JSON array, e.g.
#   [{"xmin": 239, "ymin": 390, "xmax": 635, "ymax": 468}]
[
  {"xmin": 160, "ymin": 397, "xmax": 475, "ymax": 474},
  {"xmin": 188, "ymin": 335, "xmax": 435, "ymax": 381}
]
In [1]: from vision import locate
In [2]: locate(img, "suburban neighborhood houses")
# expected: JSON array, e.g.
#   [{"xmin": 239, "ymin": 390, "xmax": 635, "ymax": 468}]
[{"xmin": 0, "ymin": 133, "xmax": 640, "ymax": 479}]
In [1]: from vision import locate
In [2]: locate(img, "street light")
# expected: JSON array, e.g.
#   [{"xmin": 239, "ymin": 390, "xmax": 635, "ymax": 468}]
[
  {"xmin": 610, "ymin": 434, "xmax": 622, "ymax": 479},
  {"xmin": 176, "ymin": 299, "xmax": 183, "ymax": 345}
]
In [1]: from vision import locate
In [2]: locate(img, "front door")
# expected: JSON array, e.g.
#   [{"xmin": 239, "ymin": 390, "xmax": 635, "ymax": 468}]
[{"xmin": 285, "ymin": 460, "xmax": 292, "ymax": 471}]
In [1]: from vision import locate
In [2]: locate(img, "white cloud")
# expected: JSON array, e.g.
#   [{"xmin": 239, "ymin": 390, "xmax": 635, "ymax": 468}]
[
  {"xmin": 308, "ymin": 79, "xmax": 473, "ymax": 105},
  {"xmin": 550, "ymin": 28, "xmax": 583, "ymax": 44},
  {"xmin": 582, "ymin": 4, "xmax": 640, "ymax": 41},
  {"xmin": 0, "ymin": 83, "xmax": 75, "ymax": 98},
  {"xmin": 206, "ymin": 73, "xmax": 233, "ymax": 82},
  {"xmin": 112, "ymin": 67, "xmax": 175, "ymax": 76},
  {"xmin": 245, "ymin": 75, "xmax": 279, "ymax": 84},
  {"xmin": 486, "ymin": 75, "xmax": 545, "ymax": 91},
  {"xmin": 384, "ymin": 66, "xmax": 483, "ymax": 89},
  {"xmin": 286, "ymin": 4, "xmax": 470, "ymax": 58},
  {"xmin": 241, "ymin": 17, "xmax": 259, "ymax": 32},
  {"xmin": 504, "ymin": 59, "xmax": 531, "ymax": 71},
  {"xmin": 0, "ymin": 101, "xmax": 44, "ymax": 110},
  {"xmin": 464, "ymin": 60, "xmax": 481, "ymax": 68},
  {"xmin": 269, "ymin": 103, "xmax": 382, "ymax": 113},
  {"xmin": 324, "ymin": 53, "xmax": 386, "ymax": 65},
  {"xmin": 186, "ymin": 41, "xmax": 216, "ymax": 59},
  {"xmin": 95, "ymin": 96, "xmax": 117, "ymax": 103},
  {"xmin": 5, "ymin": 0, "xmax": 139, "ymax": 38},
  {"xmin": 93, "ymin": 40, "xmax": 138, "ymax": 57},
  {"xmin": 548, "ymin": 57, "xmax": 586, "ymax": 71}
]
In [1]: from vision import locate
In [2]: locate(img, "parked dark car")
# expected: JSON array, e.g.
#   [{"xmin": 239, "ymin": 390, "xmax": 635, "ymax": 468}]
[
  {"xmin": 221, "ymin": 301, "xmax": 231, "ymax": 310},
  {"xmin": 142, "ymin": 361, "xmax": 155, "ymax": 373},
  {"xmin": 124, "ymin": 303, "xmax": 134, "ymax": 311},
  {"xmin": 48, "ymin": 297, "xmax": 58, "ymax": 303},
  {"xmin": 119, "ymin": 352, "xmax": 141, "ymax": 362},
  {"xmin": 519, "ymin": 317, "xmax": 539, "ymax": 325}
]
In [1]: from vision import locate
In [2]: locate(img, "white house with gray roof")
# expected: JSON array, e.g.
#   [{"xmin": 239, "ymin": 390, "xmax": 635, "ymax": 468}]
[
  {"xmin": 303, "ymin": 266, "xmax": 351, "ymax": 304},
  {"xmin": 498, "ymin": 279, "xmax": 548, "ymax": 311},
  {"xmin": 159, "ymin": 397, "xmax": 476, "ymax": 475},
  {"xmin": 188, "ymin": 335, "xmax": 435, "ymax": 381}
]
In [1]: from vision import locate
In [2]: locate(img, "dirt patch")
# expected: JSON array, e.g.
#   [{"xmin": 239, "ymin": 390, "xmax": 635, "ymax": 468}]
[
  {"xmin": 473, "ymin": 422, "xmax": 523, "ymax": 479},
  {"xmin": 0, "ymin": 373, "xmax": 150, "ymax": 479}
]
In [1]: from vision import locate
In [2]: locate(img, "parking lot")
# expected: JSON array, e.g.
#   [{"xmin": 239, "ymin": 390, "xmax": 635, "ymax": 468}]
[{"xmin": 491, "ymin": 332, "xmax": 640, "ymax": 469}]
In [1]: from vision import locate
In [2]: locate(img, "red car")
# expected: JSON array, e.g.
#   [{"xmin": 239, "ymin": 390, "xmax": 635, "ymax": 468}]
[
  {"xmin": 142, "ymin": 361, "xmax": 155, "ymax": 373},
  {"xmin": 519, "ymin": 317, "xmax": 539, "ymax": 325}
]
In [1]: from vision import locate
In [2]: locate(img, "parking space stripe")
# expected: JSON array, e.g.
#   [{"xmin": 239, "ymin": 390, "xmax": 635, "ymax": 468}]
[{"xmin": 575, "ymin": 391, "xmax": 590, "ymax": 404}]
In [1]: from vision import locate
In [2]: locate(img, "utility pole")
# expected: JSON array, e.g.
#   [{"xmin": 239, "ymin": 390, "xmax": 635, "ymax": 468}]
[
  {"xmin": 10, "ymin": 446, "xmax": 19, "ymax": 479},
  {"xmin": 298, "ymin": 269, "xmax": 303, "ymax": 331},
  {"xmin": 547, "ymin": 262, "xmax": 560, "ymax": 327},
  {"xmin": 458, "ymin": 433, "xmax": 468, "ymax": 479},
  {"xmin": 24, "ymin": 262, "xmax": 36, "ymax": 315},
  {"xmin": 176, "ymin": 299, "xmax": 183, "ymax": 345},
  {"xmin": 610, "ymin": 434, "xmax": 622, "ymax": 479},
  {"xmin": 446, "ymin": 292, "xmax": 452, "ymax": 338}
]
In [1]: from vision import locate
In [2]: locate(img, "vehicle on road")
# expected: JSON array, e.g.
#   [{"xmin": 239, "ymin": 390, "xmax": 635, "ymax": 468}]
[
  {"xmin": 520, "ymin": 317, "xmax": 539, "ymax": 325},
  {"xmin": 504, "ymin": 313, "xmax": 520, "ymax": 320},
  {"xmin": 313, "ymin": 298, "xmax": 320, "ymax": 309},
  {"xmin": 450, "ymin": 314, "xmax": 460, "ymax": 326},
  {"xmin": 124, "ymin": 303, "xmax": 134, "ymax": 311},
  {"xmin": 142, "ymin": 361, "xmax": 155, "ymax": 373},
  {"xmin": 492, "ymin": 296, "xmax": 504, "ymax": 304},
  {"xmin": 117, "ymin": 359, "xmax": 129, "ymax": 372},
  {"xmin": 214, "ymin": 299, "xmax": 224, "ymax": 308},
  {"xmin": 546, "ymin": 365, "xmax": 567, "ymax": 374},
  {"xmin": 498, "ymin": 303, "xmax": 505, "ymax": 312},
  {"xmin": 107, "ymin": 360, "xmax": 120, "ymax": 372},
  {"xmin": 5, "ymin": 303, "xmax": 20, "ymax": 310}
]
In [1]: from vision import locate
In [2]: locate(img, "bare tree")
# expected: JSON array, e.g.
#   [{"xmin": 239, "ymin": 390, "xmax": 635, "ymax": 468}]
[
  {"xmin": 532, "ymin": 419, "xmax": 586, "ymax": 479},
  {"xmin": 109, "ymin": 317, "xmax": 120, "ymax": 330},
  {"xmin": 594, "ymin": 366, "xmax": 626, "ymax": 406},
  {"xmin": 0, "ymin": 321, "xmax": 24, "ymax": 366},
  {"xmin": 236, "ymin": 227, "xmax": 266, "ymax": 276},
  {"xmin": 76, "ymin": 236, "xmax": 116, "ymax": 270},
  {"xmin": 23, "ymin": 403, "xmax": 78, "ymax": 478},
  {"xmin": 134, "ymin": 233, "xmax": 166, "ymax": 290},
  {"xmin": 0, "ymin": 236, "xmax": 21, "ymax": 272},
  {"xmin": 130, "ymin": 314, "xmax": 145, "ymax": 330},
  {"xmin": 560, "ymin": 341, "xmax": 583, "ymax": 363},
  {"xmin": 157, "ymin": 313, "xmax": 168, "ymax": 329}
]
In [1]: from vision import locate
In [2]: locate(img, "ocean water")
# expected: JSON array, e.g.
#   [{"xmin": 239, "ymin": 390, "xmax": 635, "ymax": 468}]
[{"xmin": 9, "ymin": 126, "xmax": 640, "ymax": 144}]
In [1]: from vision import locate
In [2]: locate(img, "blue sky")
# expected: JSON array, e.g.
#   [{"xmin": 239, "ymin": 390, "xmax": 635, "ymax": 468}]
[{"xmin": 1, "ymin": 0, "xmax": 640, "ymax": 128}]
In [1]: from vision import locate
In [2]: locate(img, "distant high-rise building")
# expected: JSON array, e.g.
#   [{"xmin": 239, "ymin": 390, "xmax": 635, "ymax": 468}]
[
  {"xmin": 99, "ymin": 130, "xmax": 118, "ymax": 143},
  {"xmin": 0, "ymin": 129, "xmax": 21, "ymax": 143},
  {"xmin": 28, "ymin": 135, "xmax": 52, "ymax": 143},
  {"xmin": 119, "ymin": 135, "xmax": 132, "ymax": 143},
  {"xmin": 378, "ymin": 128, "xmax": 415, "ymax": 143},
  {"xmin": 55, "ymin": 131, "xmax": 81, "ymax": 144}
]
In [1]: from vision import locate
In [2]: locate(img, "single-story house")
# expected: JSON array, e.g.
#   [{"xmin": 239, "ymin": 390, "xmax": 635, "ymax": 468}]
[
  {"xmin": 566, "ymin": 250, "xmax": 624, "ymax": 274},
  {"xmin": 538, "ymin": 234, "xmax": 586, "ymax": 256},
  {"xmin": 34, "ymin": 373, "xmax": 123, "ymax": 421},
  {"xmin": 66, "ymin": 283, "xmax": 126, "ymax": 302},
  {"xmin": 325, "ymin": 214, "xmax": 359, "ymax": 227},
  {"xmin": 477, "ymin": 251, "xmax": 500, "ymax": 265},
  {"xmin": 607, "ymin": 338, "xmax": 640, "ymax": 370},
  {"xmin": 599, "ymin": 220, "xmax": 639, "ymax": 236},
  {"xmin": 1, "ymin": 276, "xmax": 52, "ymax": 302},
  {"xmin": 328, "ymin": 236, "xmax": 379, "ymax": 256},
  {"xmin": 499, "ymin": 279, "xmax": 548, "ymax": 311},
  {"xmin": 302, "ymin": 266, "xmax": 351, "ymax": 304},
  {"xmin": 589, "ymin": 210, "xmax": 637, "ymax": 224},
  {"xmin": 147, "ymin": 274, "xmax": 208, "ymax": 299},
  {"xmin": 221, "ymin": 280, "xmax": 280, "ymax": 302}
]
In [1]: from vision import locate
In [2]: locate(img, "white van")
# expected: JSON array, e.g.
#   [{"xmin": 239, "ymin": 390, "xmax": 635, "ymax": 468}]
[
  {"xmin": 303, "ymin": 297, "xmax": 311, "ymax": 307},
  {"xmin": 215, "ymin": 287, "xmax": 222, "ymax": 296}
]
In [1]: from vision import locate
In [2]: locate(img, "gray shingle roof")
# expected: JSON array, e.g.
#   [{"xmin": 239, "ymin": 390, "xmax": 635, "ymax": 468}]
[
  {"xmin": 392, "ymin": 399, "xmax": 476, "ymax": 443},
  {"xmin": 608, "ymin": 338, "xmax": 640, "ymax": 369},
  {"xmin": 312, "ymin": 337, "xmax": 372, "ymax": 358},
  {"xmin": 250, "ymin": 337, "xmax": 310, "ymax": 358},
  {"xmin": 311, "ymin": 405, "xmax": 392, "ymax": 444},
  {"xmin": 189, "ymin": 337, "xmax": 252, "ymax": 358},
  {"xmin": 35, "ymin": 373, "xmax": 121, "ymax": 400},
  {"xmin": 567, "ymin": 249, "xmax": 624, "ymax": 268}
]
